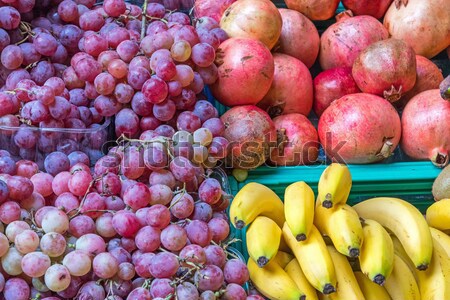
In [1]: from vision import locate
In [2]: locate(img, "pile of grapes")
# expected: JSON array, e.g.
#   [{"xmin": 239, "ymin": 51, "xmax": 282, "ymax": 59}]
[{"xmin": 0, "ymin": 0, "xmax": 263, "ymax": 299}]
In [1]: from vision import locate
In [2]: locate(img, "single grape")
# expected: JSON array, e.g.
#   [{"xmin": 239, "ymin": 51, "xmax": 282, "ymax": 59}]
[
  {"xmin": 161, "ymin": 224, "xmax": 187, "ymax": 251},
  {"xmin": 170, "ymin": 192, "xmax": 195, "ymax": 219},
  {"xmin": 1, "ymin": 247, "xmax": 23, "ymax": 275},
  {"xmin": 79, "ymin": 10, "xmax": 105, "ymax": 31},
  {"xmin": 195, "ymin": 265, "xmax": 224, "ymax": 291},
  {"xmin": 0, "ymin": 201, "xmax": 21, "ymax": 224},
  {"xmin": 75, "ymin": 233, "xmax": 106, "ymax": 256},
  {"xmin": 153, "ymin": 99, "xmax": 176, "ymax": 121},
  {"xmin": 33, "ymin": 32, "xmax": 58, "ymax": 57},
  {"xmin": 169, "ymin": 156, "xmax": 195, "ymax": 182},
  {"xmin": 191, "ymin": 43, "xmax": 215, "ymax": 67},
  {"xmin": 15, "ymin": 229, "xmax": 39, "ymax": 254},
  {"xmin": 41, "ymin": 209, "xmax": 69, "ymax": 234},
  {"xmin": 79, "ymin": 192, "xmax": 106, "ymax": 219},
  {"xmin": 112, "ymin": 211, "xmax": 141, "ymax": 238},
  {"xmin": 204, "ymin": 245, "xmax": 227, "ymax": 268},
  {"xmin": 62, "ymin": 250, "xmax": 92, "ymax": 276},
  {"xmin": 191, "ymin": 202, "xmax": 214, "ymax": 222},
  {"xmin": 103, "ymin": 0, "xmax": 126, "ymax": 17},
  {"xmin": 118, "ymin": 262, "xmax": 135, "ymax": 281},
  {"xmin": 45, "ymin": 264, "xmax": 71, "ymax": 292},
  {"xmin": 150, "ymin": 278, "xmax": 175, "ymax": 298},
  {"xmin": 94, "ymin": 72, "xmax": 116, "ymax": 95},
  {"xmin": 142, "ymin": 76, "xmax": 168, "ymax": 104},
  {"xmin": 69, "ymin": 215, "xmax": 96, "ymax": 237},
  {"xmin": 58, "ymin": 0, "xmax": 79, "ymax": 23},
  {"xmin": 222, "ymin": 283, "xmax": 247, "ymax": 300},
  {"xmin": 93, "ymin": 252, "xmax": 119, "ymax": 279},
  {"xmin": 4, "ymin": 278, "xmax": 30, "ymax": 300},
  {"xmin": 176, "ymin": 282, "xmax": 199, "ymax": 300},
  {"xmin": 135, "ymin": 226, "xmax": 161, "ymax": 253},
  {"xmin": 109, "ymin": 246, "xmax": 132, "ymax": 264},
  {"xmin": 1, "ymin": 45, "xmax": 23, "ymax": 70},
  {"xmin": 77, "ymin": 281, "xmax": 106, "ymax": 299},
  {"xmin": 21, "ymin": 251, "xmax": 51, "ymax": 278},
  {"xmin": 200, "ymin": 290, "xmax": 216, "ymax": 300},
  {"xmin": 149, "ymin": 252, "xmax": 179, "ymax": 278},
  {"xmin": 128, "ymin": 287, "xmax": 152, "ymax": 300},
  {"xmin": 54, "ymin": 192, "xmax": 79, "ymax": 215}
]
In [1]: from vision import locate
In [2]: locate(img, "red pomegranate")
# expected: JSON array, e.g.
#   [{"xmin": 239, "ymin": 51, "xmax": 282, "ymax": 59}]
[
  {"xmin": 269, "ymin": 114, "xmax": 319, "ymax": 166},
  {"xmin": 276, "ymin": 8, "xmax": 320, "ymax": 68},
  {"xmin": 284, "ymin": 0, "xmax": 340, "ymax": 20},
  {"xmin": 313, "ymin": 67, "xmax": 360, "ymax": 117},
  {"xmin": 193, "ymin": 0, "xmax": 236, "ymax": 23},
  {"xmin": 257, "ymin": 53, "xmax": 313, "ymax": 118},
  {"xmin": 319, "ymin": 11, "xmax": 389, "ymax": 70},
  {"xmin": 384, "ymin": 0, "xmax": 450, "ymax": 59},
  {"xmin": 221, "ymin": 105, "xmax": 277, "ymax": 169},
  {"xmin": 318, "ymin": 93, "xmax": 401, "ymax": 164},
  {"xmin": 396, "ymin": 55, "xmax": 444, "ymax": 108},
  {"xmin": 220, "ymin": 0, "xmax": 282, "ymax": 50},
  {"xmin": 211, "ymin": 38, "xmax": 274, "ymax": 107},
  {"xmin": 352, "ymin": 38, "xmax": 417, "ymax": 102},
  {"xmin": 341, "ymin": 0, "xmax": 393, "ymax": 19},
  {"xmin": 401, "ymin": 89, "xmax": 450, "ymax": 167}
]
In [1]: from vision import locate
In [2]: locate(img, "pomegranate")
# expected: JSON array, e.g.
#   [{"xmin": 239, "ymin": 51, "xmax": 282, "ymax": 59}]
[
  {"xmin": 269, "ymin": 114, "xmax": 319, "ymax": 166},
  {"xmin": 352, "ymin": 39, "xmax": 417, "ymax": 102},
  {"xmin": 318, "ymin": 93, "xmax": 401, "ymax": 164},
  {"xmin": 193, "ymin": 0, "xmax": 236, "ymax": 23},
  {"xmin": 257, "ymin": 53, "xmax": 313, "ymax": 118},
  {"xmin": 211, "ymin": 38, "xmax": 274, "ymax": 107},
  {"xmin": 396, "ymin": 55, "xmax": 444, "ymax": 108},
  {"xmin": 221, "ymin": 105, "xmax": 277, "ymax": 169},
  {"xmin": 284, "ymin": 0, "xmax": 340, "ymax": 21},
  {"xmin": 319, "ymin": 11, "xmax": 389, "ymax": 70},
  {"xmin": 275, "ymin": 8, "xmax": 320, "ymax": 68},
  {"xmin": 341, "ymin": 0, "xmax": 393, "ymax": 19},
  {"xmin": 220, "ymin": 0, "xmax": 282, "ymax": 50},
  {"xmin": 401, "ymin": 89, "xmax": 450, "ymax": 167},
  {"xmin": 313, "ymin": 67, "xmax": 360, "ymax": 117},
  {"xmin": 384, "ymin": 0, "xmax": 450, "ymax": 59}
]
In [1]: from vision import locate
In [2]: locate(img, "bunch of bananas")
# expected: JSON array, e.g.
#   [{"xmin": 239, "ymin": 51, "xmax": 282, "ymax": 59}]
[{"xmin": 230, "ymin": 163, "xmax": 450, "ymax": 300}]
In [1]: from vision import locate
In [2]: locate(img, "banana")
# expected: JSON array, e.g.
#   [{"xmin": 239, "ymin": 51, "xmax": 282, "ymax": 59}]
[
  {"xmin": 326, "ymin": 245, "xmax": 365, "ymax": 300},
  {"xmin": 358, "ymin": 219, "xmax": 394, "ymax": 285},
  {"xmin": 415, "ymin": 228, "xmax": 450, "ymax": 300},
  {"xmin": 246, "ymin": 216, "xmax": 281, "ymax": 267},
  {"xmin": 384, "ymin": 254, "xmax": 420, "ymax": 300},
  {"xmin": 284, "ymin": 181, "xmax": 315, "ymax": 241},
  {"xmin": 282, "ymin": 222, "xmax": 337, "ymax": 295},
  {"xmin": 285, "ymin": 259, "xmax": 318, "ymax": 300},
  {"xmin": 317, "ymin": 163, "xmax": 352, "ymax": 208},
  {"xmin": 390, "ymin": 234, "xmax": 419, "ymax": 282},
  {"xmin": 314, "ymin": 203, "xmax": 363, "ymax": 258},
  {"xmin": 353, "ymin": 197, "xmax": 433, "ymax": 270},
  {"xmin": 248, "ymin": 258, "xmax": 306, "ymax": 300},
  {"xmin": 354, "ymin": 271, "xmax": 392, "ymax": 300},
  {"xmin": 426, "ymin": 198, "xmax": 450, "ymax": 230},
  {"xmin": 229, "ymin": 182, "xmax": 285, "ymax": 229},
  {"xmin": 273, "ymin": 251, "xmax": 295, "ymax": 269},
  {"xmin": 428, "ymin": 227, "xmax": 450, "ymax": 257}
]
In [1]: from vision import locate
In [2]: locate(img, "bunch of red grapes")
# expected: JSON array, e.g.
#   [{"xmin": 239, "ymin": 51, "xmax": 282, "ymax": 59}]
[{"xmin": 0, "ymin": 0, "xmax": 264, "ymax": 299}]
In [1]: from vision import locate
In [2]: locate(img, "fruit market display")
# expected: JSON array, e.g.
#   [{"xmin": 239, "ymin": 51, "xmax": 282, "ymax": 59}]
[
  {"xmin": 231, "ymin": 163, "xmax": 450, "ymax": 300},
  {"xmin": 0, "ymin": 0, "xmax": 449, "ymax": 299}
]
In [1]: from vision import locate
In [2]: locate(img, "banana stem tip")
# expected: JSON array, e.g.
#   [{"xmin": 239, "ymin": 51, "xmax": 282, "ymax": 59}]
[
  {"xmin": 348, "ymin": 248, "xmax": 360, "ymax": 258},
  {"xmin": 235, "ymin": 219, "xmax": 245, "ymax": 229},
  {"xmin": 373, "ymin": 274, "xmax": 385, "ymax": 286},
  {"xmin": 257, "ymin": 257, "xmax": 269, "ymax": 268},
  {"xmin": 323, "ymin": 283, "xmax": 336, "ymax": 295},
  {"xmin": 416, "ymin": 263, "xmax": 429, "ymax": 271},
  {"xmin": 296, "ymin": 233, "xmax": 307, "ymax": 241}
]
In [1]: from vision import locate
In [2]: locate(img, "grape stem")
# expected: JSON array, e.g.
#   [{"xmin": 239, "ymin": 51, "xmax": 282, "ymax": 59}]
[{"xmin": 141, "ymin": 0, "xmax": 149, "ymax": 40}]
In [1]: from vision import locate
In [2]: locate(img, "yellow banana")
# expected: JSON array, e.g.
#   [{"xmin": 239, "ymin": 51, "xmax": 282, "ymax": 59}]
[
  {"xmin": 314, "ymin": 203, "xmax": 363, "ymax": 258},
  {"xmin": 353, "ymin": 197, "xmax": 433, "ymax": 270},
  {"xmin": 384, "ymin": 254, "xmax": 420, "ymax": 300},
  {"xmin": 428, "ymin": 227, "xmax": 450, "ymax": 257},
  {"xmin": 354, "ymin": 271, "xmax": 392, "ymax": 300},
  {"xmin": 317, "ymin": 163, "xmax": 352, "ymax": 208},
  {"xmin": 326, "ymin": 246, "xmax": 365, "ymax": 300},
  {"xmin": 282, "ymin": 223, "xmax": 337, "ymax": 295},
  {"xmin": 416, "ymin": 227, "xmax": 450, "ymax": 300},
  {"xmin": 248, "ymin": 258, "xmax": 305, "ymax": 300},
  {"xmin": 284, "ymin": 181, "xmax": 315, "ymax": 241},
  {"xmin": 359, "ymin": 219, "xmax": 394, "ymax": 285},
  {"xmin": 284, "ymin": 259, "xmax": 318, "ymax": 300},
  {"xmin": 246, "ymin": 216, "xmax": 281, "ymax": 267},
  {"xmin": 390, "ymin": 234, "xmax": 419, "ymax": 282},
  {"xmin": 273, "ymin": 251, "xmax": 295, "ymax": 269},
  {"xmin": 229, "ymin": 182, "xmax": 285, "ymax": 229},
  {"xmin": 426, "ymin": 198, "xmax": 450, "ymax": 230}
]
